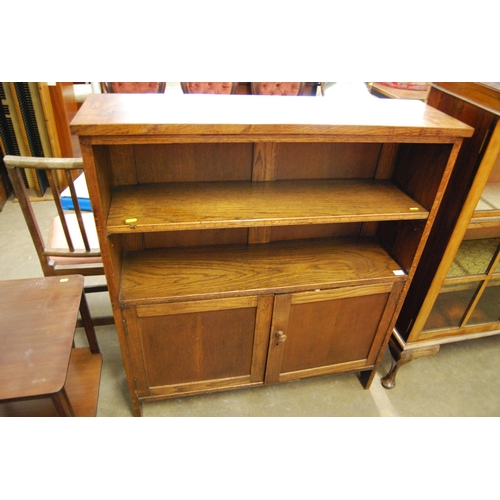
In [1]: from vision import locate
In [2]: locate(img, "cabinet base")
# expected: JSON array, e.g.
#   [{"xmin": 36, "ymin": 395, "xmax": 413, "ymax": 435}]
[{"xmin": 131, "ymin": 367, "xmax": 377, "ymax": 416}]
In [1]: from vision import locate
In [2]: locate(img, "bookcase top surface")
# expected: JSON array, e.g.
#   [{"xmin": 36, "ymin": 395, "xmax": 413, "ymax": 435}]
[{"xmin": 70, "ymin": 93, "xmax": 473, "ymax": 139}]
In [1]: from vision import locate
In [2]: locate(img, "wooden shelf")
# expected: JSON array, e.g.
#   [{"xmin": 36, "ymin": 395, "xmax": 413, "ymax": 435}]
[
  {"xmin": 0, "ymin": 348, "xmax": 102, "ymax": 417},
  {"xmin": 108, "ymin": 180, "xmax": 428, "ymax": 233},
  {"xmin": 120, "ymin": 237, "xmax": 407, "ymax": 305},
  {"xmin": 64, "ymin": 347, "xmax": 103, "ymax": 416}
]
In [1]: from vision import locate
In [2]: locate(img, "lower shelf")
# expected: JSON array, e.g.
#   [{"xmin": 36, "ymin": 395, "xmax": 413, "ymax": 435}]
[
  {"xmin": 0, "ymin": 348, "xmax": 103, "ymax": 417},
  {"xmin": 120, "ymin": 237, "xmax": 406, "ymax": 305}
]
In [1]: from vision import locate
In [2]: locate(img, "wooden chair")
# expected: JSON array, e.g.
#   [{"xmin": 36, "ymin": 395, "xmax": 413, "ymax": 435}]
[
  {"xmin": 101, "ymin": 82, "xmax": 166, "ymax": 93},
  {"xmin": 3, "ymin": 155, "xmax": 116, "ymax": 351},
  {"xmin": 181, "ymin": 82, "xmax": 239, "ymax": 94},
  {"xmin": 250, "ymin": 82, "xmax": 306, "ymax": 96}
]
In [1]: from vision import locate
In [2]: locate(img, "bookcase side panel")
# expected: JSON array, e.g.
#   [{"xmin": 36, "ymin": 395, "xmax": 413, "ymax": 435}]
[{"xmin": 392, "ymin": 143, "xmax": 453, "ymax": 212}]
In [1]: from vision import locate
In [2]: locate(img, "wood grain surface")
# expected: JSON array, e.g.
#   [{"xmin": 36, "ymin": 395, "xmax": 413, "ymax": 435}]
[
  {"xmin": 107, "ymin": 180, "xmax": 428, "ymax": 233},
  {"xmin": 120, "ymin": 237, "xmax": 406, "ymax": 305},
  {"xmin": 0, "ymin": 276, "xmax": 83, "ymax": 400},
  {"xmin": 71, "ymin": 94, "xmax": 473, "ymax": 139}
]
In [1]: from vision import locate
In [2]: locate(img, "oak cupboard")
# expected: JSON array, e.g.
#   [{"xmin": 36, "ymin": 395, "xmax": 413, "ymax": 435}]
[{"xmin": 71, "ymin": 93, "xmax": 472, "ymax": 415}]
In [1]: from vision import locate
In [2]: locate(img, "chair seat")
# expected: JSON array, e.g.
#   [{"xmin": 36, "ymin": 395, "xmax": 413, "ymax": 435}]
[{"xmin": 48, "ymin": 213, "xmax": 102, "ymax": 265}]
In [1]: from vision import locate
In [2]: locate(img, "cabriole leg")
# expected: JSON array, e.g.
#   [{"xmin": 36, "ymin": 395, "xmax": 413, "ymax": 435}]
[{"xmin": 381, "ymin": 337, "xmax": 440, "ymax": 389}]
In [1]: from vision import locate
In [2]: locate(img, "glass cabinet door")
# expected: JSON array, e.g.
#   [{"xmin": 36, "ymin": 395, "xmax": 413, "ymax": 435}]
[{"xmin": 423, "ymin": 149, "xmax": 500, "ymax": 334}]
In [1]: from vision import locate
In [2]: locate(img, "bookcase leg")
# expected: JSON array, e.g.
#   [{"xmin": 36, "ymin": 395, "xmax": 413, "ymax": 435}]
[
  {"xmin": 132, "ymin": 398, "xmax": 143, "ymax": 417},
  {"xmin": 358, "ymin": 369, "xmax": 377, "ymax": 389}
]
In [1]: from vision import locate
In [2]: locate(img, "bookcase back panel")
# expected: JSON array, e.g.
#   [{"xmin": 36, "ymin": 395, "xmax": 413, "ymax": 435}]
[
  {"xmin": 109, "ymin": 145, "xmax": 137, "ymax": 185},
  {"xmin": 276, "ymin": 142, "xmax": 382, "ymax": 180},
  {"xmin": 269, "ymin": 222, "xmax": 364, "ymax": 242},
  {"xmin": 134, "ymin": 143, "xmax": 253, "ymax": 183},
  {"xmin": 102, "ymin": 142, "xmax": 385, "ymax": 186},
  {"xmin": 142, "ymin": 228, "xmax": 249, "ymax": 249},
  {"xmin": 118, "ymin": 225, "xmax": 370, "ymax": 251}
]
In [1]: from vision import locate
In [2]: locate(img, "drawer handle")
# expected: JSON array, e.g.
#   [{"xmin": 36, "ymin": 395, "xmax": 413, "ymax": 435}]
[{"xmin": 275, "ymin": 331, "xmax": 287, "ymax": 344}]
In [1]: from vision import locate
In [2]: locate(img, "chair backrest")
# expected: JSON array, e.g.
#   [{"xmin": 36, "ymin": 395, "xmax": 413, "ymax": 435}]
[
  {"xmin": 3, "ymin": 155, "xmax": 103, "ymax": 278},
  {"xmin": 251, "ymin": 82, "xmax": 306, "ymax": 96},
  {"xmin": 101, "ymin": 82, "xmax": 166, "ymax": 93},
  {"xmin": 181, "ymin": 82, "xmax": 239, "ymax": 94}
]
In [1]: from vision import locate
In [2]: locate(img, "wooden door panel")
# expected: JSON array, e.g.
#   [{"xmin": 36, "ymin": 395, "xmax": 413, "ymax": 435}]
[
  {"xmin": 140, "ymin": 308, "xmax": 255, "ymax": 385},
  {"xmin": 283, "ymin": 294, "xmax": 389, "ymax": 372},
  {"xmin": 125, "ymin": 296, "xmax": 273, "ymax": 397},
  {"xmin": 266, "ymin": 283, "xmax": 397, "ymax": 383}
]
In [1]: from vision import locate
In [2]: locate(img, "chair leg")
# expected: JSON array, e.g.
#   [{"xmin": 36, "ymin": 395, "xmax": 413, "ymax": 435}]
[{"xmin": 79, "ymin": 291, "xmax": 100, "ymax": 354}]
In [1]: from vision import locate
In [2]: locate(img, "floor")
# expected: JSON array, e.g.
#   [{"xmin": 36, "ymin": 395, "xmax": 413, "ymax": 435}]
[{"xmin": 1, "ymin": 193, "xmax": 500, "ymax": 418}]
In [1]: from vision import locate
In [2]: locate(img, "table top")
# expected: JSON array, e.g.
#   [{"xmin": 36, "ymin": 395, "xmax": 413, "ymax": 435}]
[{"xmin": 0, "ymin": 275, "xmax": 84, "ymax": 400}]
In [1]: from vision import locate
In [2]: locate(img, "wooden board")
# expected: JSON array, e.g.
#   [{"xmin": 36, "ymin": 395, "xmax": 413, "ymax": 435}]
[
  {"xmin": 70, "ymin": 93, "xmax": 473, "ymax": 140},
  {"xmin": 120, "ymin": 237, "xmax": 407, "ymax": 305},
  {"xmin": 107, "ymin": 180, "xmax": 428, "ymax": 233},
  {"xmin": 0, "ymin": 348, "xmax": 102, "ymax": 417}
]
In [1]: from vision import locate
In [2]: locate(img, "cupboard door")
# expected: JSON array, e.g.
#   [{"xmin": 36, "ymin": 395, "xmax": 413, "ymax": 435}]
[
  {"xmin": 265, "ymin": 283, "xmax": 403, "ymax": 384},
  {"xmin": 123, "ymin": 295, "xmax": 273, "ymax": 398}
]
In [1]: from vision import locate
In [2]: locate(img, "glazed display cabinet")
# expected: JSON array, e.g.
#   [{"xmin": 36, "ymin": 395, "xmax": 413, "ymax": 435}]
[
  {"xmin": 70, "ymin": 93, "xmax": 471, "ymax": 415},
  {"xmin": 383, "ymin": 82, "xmax": 500, "ymax": 388}
]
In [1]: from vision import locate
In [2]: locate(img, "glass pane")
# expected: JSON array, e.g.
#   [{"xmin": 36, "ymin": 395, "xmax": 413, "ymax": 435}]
[
  {"xmin": 424, "ymin": 281, "xmax": 481, "ymax": 331},
  {"xmin": 447, "ymin": 238, "xmax": 500, "ymax": 277},
  {"xmin": 475, "ymin": 150, "xmax": 500, "ymax": 213},
  {"xmin": 468, "ymin": 277, "xmax": 500, "ymax": 325},
  {"xmin": 475, "ymin": 183, "xmax": 500, "ymax": 211}
]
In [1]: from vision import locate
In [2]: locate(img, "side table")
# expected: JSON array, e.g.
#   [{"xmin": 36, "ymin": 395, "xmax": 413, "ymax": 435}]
[{"xmin": 0, "ymin": 275, "xmax": 102, "ymax": 417}]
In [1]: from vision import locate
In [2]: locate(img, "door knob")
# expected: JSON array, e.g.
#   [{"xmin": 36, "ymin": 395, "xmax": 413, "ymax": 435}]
[{"xmin": 275, "ymin": 330, "xmax": 287, "ymax": 345}]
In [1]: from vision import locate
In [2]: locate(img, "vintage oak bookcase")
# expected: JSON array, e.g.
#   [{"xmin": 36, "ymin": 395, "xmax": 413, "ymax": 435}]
[
  {"xmin": 71, "ymin": 93, "xmax": 472, "ymax": 415},
  {"xmin": 383, "ymin": 83, "xmax": 500, "ymax": 388}
]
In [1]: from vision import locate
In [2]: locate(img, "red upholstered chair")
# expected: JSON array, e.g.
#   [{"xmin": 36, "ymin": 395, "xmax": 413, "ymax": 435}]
[
  {"xmin": 101, "ymin": 82, "xmax": 166, "ymax": 93},
  {"xmin": 181, "ymin": 82, "xmax": 239, "ymax": 94},
  {"xmin": 251, "ymin": 82, "xmax": 306, "ymax": 96}
]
